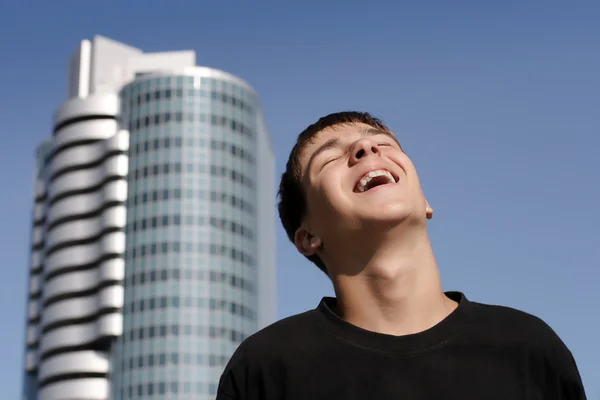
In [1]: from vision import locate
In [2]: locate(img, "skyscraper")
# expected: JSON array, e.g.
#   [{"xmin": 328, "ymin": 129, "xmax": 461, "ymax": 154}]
[{"xmin": 22, "ymin": 35, "xmax": 276, "ymax": 400}]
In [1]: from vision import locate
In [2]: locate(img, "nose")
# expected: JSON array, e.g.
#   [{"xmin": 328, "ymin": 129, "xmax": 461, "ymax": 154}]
[{"xmin": 350, "ymin": 138, "xmax": 380, "ymax": 165}]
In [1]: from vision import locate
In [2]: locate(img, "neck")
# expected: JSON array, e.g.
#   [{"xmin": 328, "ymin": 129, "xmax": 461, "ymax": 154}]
[{"xmin": 326, "ymin": 226, "xmax": 457, "ymax": 336}]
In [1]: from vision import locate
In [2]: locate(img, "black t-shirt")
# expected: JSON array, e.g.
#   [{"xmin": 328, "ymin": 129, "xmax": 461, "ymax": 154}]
[{"xmin": 217, "ymin": 292, "xmax": 586, "ymax": 399}]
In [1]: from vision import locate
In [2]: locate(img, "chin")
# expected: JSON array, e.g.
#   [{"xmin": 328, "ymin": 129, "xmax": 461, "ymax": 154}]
[
  {"xmin": 371, "ymin": 201, "xmax": 411, "ymax": 216},
  {"xmin": 360, "ymin": 208, "xmax": 413, "ymax": 226}
]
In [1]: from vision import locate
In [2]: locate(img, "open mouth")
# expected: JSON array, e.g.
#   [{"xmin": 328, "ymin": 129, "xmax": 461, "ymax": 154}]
[{"xmin": 354, "ymin": 169, "xmax": 398, "ymax": 193}]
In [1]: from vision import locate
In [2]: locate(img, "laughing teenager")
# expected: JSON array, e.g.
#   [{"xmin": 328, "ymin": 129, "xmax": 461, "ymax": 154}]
[{"xmin": 217, "ymin": 112, "xmax": 587, "ymax": 400}]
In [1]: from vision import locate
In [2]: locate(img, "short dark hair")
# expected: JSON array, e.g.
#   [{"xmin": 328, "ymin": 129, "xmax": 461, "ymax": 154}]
[{"xmin": 277, "ymin": 111, "xmax": 391, "ymax": 275}]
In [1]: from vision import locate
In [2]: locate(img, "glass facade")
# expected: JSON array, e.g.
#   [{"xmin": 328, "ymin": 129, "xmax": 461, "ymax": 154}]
[{"xmin": 111, "ymin": 74, "xmax": 262, "ymax": 400}]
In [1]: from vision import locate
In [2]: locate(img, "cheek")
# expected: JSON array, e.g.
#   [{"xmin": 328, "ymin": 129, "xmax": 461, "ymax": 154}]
[
  {"xmin": 390, "ymin": 153, "xmax": 420, "ymax": 186},
  {"xmin": 306, "ymin": 186, "xmax": 334, "ymax": 214},
  {"xmin": 306, "ymin": 180, "xmax": 346, "ymax": 215},
  {"xmin": 391, "ymin": 152, "xmax": 412, "ymax": 172}
]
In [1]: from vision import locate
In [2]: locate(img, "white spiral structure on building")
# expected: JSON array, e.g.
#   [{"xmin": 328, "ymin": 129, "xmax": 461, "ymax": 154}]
[{"xmin": 24, "ymin": 93, "xmax": 128, "ymax": 400}]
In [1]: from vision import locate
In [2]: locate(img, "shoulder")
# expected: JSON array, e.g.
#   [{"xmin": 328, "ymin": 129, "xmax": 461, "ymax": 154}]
[
  {"xmin": 227, "ymin": 307, "xmax": 322, "ymax": 365},
  {"xmin": 468, "ymin": 299, "xmax": 576, "ymax": 371},
  {"xmin": 217, "ymin": 309, "xmax": 322, "ymax": 398},
  {"xmin": 470, "ymin": 300, "xmax": 559, "ymax": 339}
]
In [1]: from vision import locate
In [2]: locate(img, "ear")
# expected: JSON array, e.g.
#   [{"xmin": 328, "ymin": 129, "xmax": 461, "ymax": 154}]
[
  {"xmin": 425, "ymin": 200, "xmax": 434, "ymax": 220},
  {"xmin": 294, "ymin": 226, "xmax": 322, "ymax": 256}
]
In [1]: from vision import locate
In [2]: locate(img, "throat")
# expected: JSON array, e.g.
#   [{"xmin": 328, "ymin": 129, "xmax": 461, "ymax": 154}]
[
  {"xmin": 329, "ymin": 233, "xmax": 446, "ymax": 335},
  {"xmin": 335, "ymin": 277, "xmax": 456, "ymax": 337}
]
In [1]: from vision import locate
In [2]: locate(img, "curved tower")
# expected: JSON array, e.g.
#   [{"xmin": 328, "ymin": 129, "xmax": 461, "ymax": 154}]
[
  {"xmin": 22, "ymin": 36, "xmax": 275, "ymax": 400},
  {"xmin": 111, "ymin": 68, "xmax": 268, "ymax": 399},
  {"xmin": 24, "ymin": 94, "xmax": 129, "ymax": 400}
]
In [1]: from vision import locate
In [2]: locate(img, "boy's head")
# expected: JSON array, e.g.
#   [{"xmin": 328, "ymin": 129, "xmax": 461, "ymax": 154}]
[{"xmin": 277, "ymin": 111, "xmax": 432, "ymax": 276}]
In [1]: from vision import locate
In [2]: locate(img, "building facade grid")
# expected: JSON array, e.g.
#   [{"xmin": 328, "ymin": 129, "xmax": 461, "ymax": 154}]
[{"xmin": 111, "ymin": 73, "xmax": 262, "ymax": 399}]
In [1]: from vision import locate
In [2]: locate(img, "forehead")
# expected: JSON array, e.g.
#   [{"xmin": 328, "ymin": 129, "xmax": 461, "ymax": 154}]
[{"xmin": 312, "ymin": 122, "xmax": 384, "ymax": 142}]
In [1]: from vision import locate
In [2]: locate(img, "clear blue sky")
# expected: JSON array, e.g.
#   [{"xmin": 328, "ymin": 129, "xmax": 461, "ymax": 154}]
[{"xmin": 0, "ymin": 1, "xmax": 598, "ymax": 398}]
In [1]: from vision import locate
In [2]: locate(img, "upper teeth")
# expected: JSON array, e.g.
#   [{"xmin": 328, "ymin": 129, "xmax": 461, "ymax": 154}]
[{"xmin": 358, "ymin": 169, "xmax": 396, "ymax": 192}]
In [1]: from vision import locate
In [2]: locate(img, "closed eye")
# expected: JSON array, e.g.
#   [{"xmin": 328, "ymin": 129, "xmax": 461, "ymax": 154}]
[{"xmin": 322, "ymin": 157, "xmax": 339, "ymax": 167}]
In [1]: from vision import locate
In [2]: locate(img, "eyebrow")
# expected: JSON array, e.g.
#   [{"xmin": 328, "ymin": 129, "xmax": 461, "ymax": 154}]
[{"xmin": 306, "ymin": 127, "xmax": 399, "ymax": 172}]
